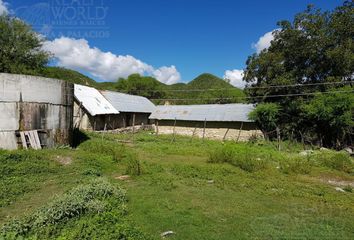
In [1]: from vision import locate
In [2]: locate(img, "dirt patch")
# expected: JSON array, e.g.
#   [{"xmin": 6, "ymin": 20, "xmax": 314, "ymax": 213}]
[
  {"xmin": 115, "ymin": 175, "xmax": 130, "ymax": 181},
  {"xmin": 305, "ymin": 176, "xmax": 354, "ymax": 188},
  {"xmin": 324, "ymin": 179, "xmax": 354, "ymax": 188},
  {"xmin": 55, "ymin": 155, "xmax": 72, "ymax": 165}
]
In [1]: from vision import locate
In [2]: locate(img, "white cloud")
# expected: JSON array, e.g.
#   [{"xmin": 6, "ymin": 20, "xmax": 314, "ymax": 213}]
[
  {"xmin": 252, "ymin": 29, "xmax": 279, "ymax": 53},
  {"xmin": 0, "ymin": 0, "xmax": 9, "ymax": 15},
  {"xmin": 152, "ymin": 66, "xmax": 180, "ymax": 85},
  {"xmin": 42, "ymin": 37, "xmax": 181, "ymax": 84},
  {"xmin": 223, "ymin": 69, "xmax": 246, "ymax": 89}
]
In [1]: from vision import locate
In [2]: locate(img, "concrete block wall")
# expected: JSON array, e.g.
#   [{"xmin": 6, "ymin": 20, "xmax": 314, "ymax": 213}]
[{"xmin": 0, "ymin": 73, "xmax": 74, "ymax": 149}]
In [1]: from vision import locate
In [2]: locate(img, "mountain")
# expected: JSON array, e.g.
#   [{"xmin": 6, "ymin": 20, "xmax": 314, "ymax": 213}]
[
  {"xmin": 162, "ymin": 73, "xmax": 245, "ymax": 105},
  {"xmin": 36, "ymin": 68, "xmax": 245, "ymax": 105},
  {"xmin": 187, "ymin": 73, "xmax": 235, "ymax": 89}
]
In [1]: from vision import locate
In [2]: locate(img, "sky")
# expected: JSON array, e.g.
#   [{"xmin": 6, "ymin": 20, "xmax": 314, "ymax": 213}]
[{"xmin": 1, "ymin": 0, "xmax": 343, "ymax": 87}]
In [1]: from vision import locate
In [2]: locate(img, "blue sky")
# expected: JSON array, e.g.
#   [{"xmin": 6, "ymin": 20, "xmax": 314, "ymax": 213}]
[{"xmin": 3, "ymin": 0, "xmax": 343, "ymax": 85}]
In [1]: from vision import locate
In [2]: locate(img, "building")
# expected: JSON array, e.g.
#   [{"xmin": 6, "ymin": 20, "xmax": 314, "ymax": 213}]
[
  {"xmin": 73, "ymin": 84, "xmax": 119, "ymax": 130},
  {"xmin": 149, "ymin": 104, "xmax": 261, "ymax": 141},
  {"xmin": 100, "ymin": 91, "xmax": 156, "ymax": 128},
  {"xmin": 0, "ymin": 73, "xmax": 74, "ymax": 150}
]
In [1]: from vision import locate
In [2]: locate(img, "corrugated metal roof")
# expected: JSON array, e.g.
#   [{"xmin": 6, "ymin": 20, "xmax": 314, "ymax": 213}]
[
  {"xmin": 101, "ymin": 91, "xmax": 156, "ymax": 113},
  {"xmin": 74, "ymin": 84, "xmax": 119, "ymax": 116},
  {"xmin": 149, "ymin": 104, "xmax": 255, "ymax": 122}
]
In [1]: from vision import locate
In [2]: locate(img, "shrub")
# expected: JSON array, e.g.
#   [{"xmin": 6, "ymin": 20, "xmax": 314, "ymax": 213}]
[
  {"xmin": 208, "ymin": 145, "xmax": 268, "ymax": 172},
  {"xmin": 1, "ymin": 178, "xmax": 126, "ymax": 237},
  {"xmin": 279, "ymin": 156, "xmax": 312, "ymax": 174},
  {"xmin": 78, "ymin": 140, "xmax": 127, "ymax": 163},
  {"xmin": 125, "ymin": 153, "xmax": 142, "ymax": 176},
  {"xmin": 315, "ymin": 152, "xmax": 353, "ymax": 173}
]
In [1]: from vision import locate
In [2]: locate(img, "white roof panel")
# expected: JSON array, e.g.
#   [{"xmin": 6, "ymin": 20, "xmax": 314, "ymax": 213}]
[
  {"xmin": 149, "ymin": 104, "xmax": 255, "ymax": 122},
  {"xmin": 74, "ymin": 84, "xmax": 119, "ymax": 116}
]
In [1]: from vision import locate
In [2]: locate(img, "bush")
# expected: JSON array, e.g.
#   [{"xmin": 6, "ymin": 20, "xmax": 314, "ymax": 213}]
[
  {"xmin": 125, "ymin": 153, "xmax": 142, "ymax": 176},
  {"xmin": 1, "ymin": 178, "xmax": 126, "ymax": 238},
  {"xmin": 279, "ymin": 156, "xmax": 312, "ymax": 174},
  {"xmin": 78, "ymin": 140, "xmax": 127, "ymax": 163},
  {"xmin": 315, "ymin": 152, "xmax": 353, "ymax": 173},
  {"xmin": 208, "ymin": 145, "xmax": 268, "ymax": 172}
]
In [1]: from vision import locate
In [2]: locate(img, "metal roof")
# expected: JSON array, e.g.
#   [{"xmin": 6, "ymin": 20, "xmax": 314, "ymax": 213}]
[
  {"xmin": 74, "ymin": 84, "xmax": 119, "ymax": 116},
  {"xmin": 101, "ymin": 91, "xmax": 156, "ymax": 113},
  {"xmin": 149, "ymin": 104, "xmax": 255, "ymax": 122}
]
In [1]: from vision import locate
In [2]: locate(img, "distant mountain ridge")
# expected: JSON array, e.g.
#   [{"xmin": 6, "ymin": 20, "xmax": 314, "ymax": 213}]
[{"xmin": 36, "ymin": 67, "xmax": 245, "ymax": 104}]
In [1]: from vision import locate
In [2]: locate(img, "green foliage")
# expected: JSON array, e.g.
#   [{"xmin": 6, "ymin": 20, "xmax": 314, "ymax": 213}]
[
  {"xmin": 164, "ymin": 73, "xmax": 245, "ymax": 105},
  {"xmin": 0, "ymin": 151, "xmax": 59, "ymax": 207},
  {"xmin": 114, "ymin": 74, "xmax": 166, "ymax": 99},
  {"xmin": 314, "ymin": 152, "xmax": 353, "ymax": 174},
  {"xmin": 244, "ymin": 1, "xmax": 354, "ymax": 148},
  {"xmin": 208, "ymin": 144, "xmax": 269, "ymax": 172},
  {"xmin": 0, "ymin": 15, "xmax": 50, "ymax": 74},
  {"xmin": 1, "ymin": 132, "xmax": 354, "ymax": 239},
  {"xmin": 125, "ymin": 153, "xmax": 142, "ymax": 176},
  {"xmin": 249, "ymin": 103, "xmax": 281, "ymax": 139},
  {"xmin": 279, "ymin": 156, "xmax": 313, "ymax": 174},
  {"xmin": 38, "ymin": 67, "xmax": 98, "ymax": 87},
  {"xmin": 301, "ymin": 90, "xmax": 354, "ymax": 148},
  {"xmin": 0, "ymin": 179, "xmax": 149, "ymax": 239}
]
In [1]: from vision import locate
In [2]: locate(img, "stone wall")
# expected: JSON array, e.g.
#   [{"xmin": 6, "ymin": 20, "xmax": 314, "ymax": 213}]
[{"xmin": 155, "ymin": 121, "xmax": 263, "ymax": 141}]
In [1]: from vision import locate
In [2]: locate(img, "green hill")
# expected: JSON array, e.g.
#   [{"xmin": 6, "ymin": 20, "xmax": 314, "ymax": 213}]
[
  {"xmin": 162, "ymin": 73, "xmax": 245, "ymax": 105},
  {"xmin": 38, "ymin": 67, "xmax": 98, "ymax": 87},
  {"xmin": 36, "ymin": 68, "xmax": 245, "ymax": 104},
  {"xmin": 187, "ymin": 73, "xmax": 235, "ymax": 89}
]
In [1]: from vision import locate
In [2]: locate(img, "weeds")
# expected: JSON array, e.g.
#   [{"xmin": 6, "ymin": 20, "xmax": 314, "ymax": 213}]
[
  {"xmin": 315, "ymin": 152, "xmax": 353, "ymax": 173},
  {"xmin": 279, "ymin": 156, "xmax": 312, "ymax": 174},
  {"xmin": 125, "ymin": 153, "xmax": 142, "ymax": 176},
  {"xmin": 0, "ymin": 178, "xmax": 135, "ymax": 239},
  {"xmin": 208, "ymin": 144, "xmax": 268, "ymax": 172}
]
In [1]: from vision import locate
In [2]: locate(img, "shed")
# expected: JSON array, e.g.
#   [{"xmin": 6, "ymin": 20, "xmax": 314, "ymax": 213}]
[
  {"xmin": 149, "ymin": 104, "xmax": 260, "ymax": 141},
  {"xmin": 73, "ymin": 84, "xmax": 119, "ymax": 130},
  {"xmin": 0, "ymin": 73, "xmax": 74, "ymax": 149},
  {"xmin": 100, "ymin": 91, "xmax": 156, "ymax": 127}
]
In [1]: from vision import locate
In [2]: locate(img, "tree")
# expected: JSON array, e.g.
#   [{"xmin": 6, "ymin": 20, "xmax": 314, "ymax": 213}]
[
  {"xmin": 249, "ymin": 103, "xmax": 281, "ymax": 140},
  {"xmin": 243, "ymin": 1, "xmax": 354, "ymax": 148},
  {"xmin": 0, "ymin": 15, "xmax": 50, "ymax": 74},
  {"xmin": 115, "ymin": 74, "xmax": 166, "ymax": 100},
  {"xmin": 244, "ymin": 1, "xmax": 353, "ymax": 102},
  {"xmin": 301, "ymin": 89, "xmax": 354, "ymax": 148}
]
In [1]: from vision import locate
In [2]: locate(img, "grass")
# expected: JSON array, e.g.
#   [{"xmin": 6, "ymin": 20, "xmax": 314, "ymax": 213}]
[{"xmin": 0, "ymin": 132, "xmax": 353, "ymax": 239}]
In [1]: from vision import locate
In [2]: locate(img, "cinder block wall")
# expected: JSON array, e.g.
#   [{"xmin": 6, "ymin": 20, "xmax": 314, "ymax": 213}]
[{"xmin": 0, "ymin": 73, "xmax": 74, "ymax": 149}]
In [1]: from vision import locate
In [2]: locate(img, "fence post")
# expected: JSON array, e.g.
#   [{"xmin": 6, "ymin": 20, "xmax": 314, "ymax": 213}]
[
  {"xmin": 171, "ymin": 118, "xmax": 177, "ymax": 143},
  {"xmin": 202, "ymin": 118, "xmax": 207, "ymax": 140},
  {"xmin": 223, "ymin": 128, "xmax": 230, "ymax": 142},
  {"xmin": 237, "ymin": 122, "xmax": 244, "ymax": 142},
  {"xmin": 156, "ymin": 120, "xmax": 159, "ymax": 136},
  {"xmin": 276, "ymin": 126, "xmax": 281, "ymax": 151},
  {"xmin": 132, "ymin": 114, "xmax": 136, "ymax": 143}
]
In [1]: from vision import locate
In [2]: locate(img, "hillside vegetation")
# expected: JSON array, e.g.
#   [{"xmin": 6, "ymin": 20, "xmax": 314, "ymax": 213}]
[
  {"xmin": 35, "ymin": 68, "xmax": 245, "ymax": 105},
  {"xmin": 0, "ymin": 132, "xmax": 353, "ymax": 239}
]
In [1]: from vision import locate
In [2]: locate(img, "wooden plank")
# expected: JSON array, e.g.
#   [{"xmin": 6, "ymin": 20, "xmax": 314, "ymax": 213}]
[
  {"xmin": 33, "ymin": 131, "xmax": 42, "ymax": 149},
  {"xmin": 27, "ymin": 131, "xmax": 37, "ymax": 149},
  {"xmin": 20, "ymin": 132, "xmax": 28, "ymax": 149}
]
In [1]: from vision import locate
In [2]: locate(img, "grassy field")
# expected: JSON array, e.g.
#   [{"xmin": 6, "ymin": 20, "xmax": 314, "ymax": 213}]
[{"xmin": 0, "ymin": 132, "xmax": 353, "ymax": 239}]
